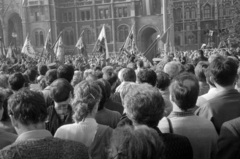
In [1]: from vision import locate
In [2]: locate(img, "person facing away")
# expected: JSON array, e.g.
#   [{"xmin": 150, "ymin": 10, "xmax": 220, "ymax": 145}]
[
  {"xmin": 46, "ymin": 78, "xmax": 74, "ymax": 135},
  {"xmin": 118, "ymin": 83, "xmax": 194, "ymax": 159},
  {"xmin": 54, "ymin": 80, "xmax": 112, "ymax": 159},
  {"xmin": 108, "ymin": 125, "xmax": 165, "ymax": 159},
  {"xmin": 195, "ymin": 56, "xmax": 240, "ymax": 134},
  {"xmin": 0, "ymin": 88, "xmax": 89, "ymax": 159},
  {"xmin": 158, "ymin": 72, "xmax": 218, "ymax": 159}
]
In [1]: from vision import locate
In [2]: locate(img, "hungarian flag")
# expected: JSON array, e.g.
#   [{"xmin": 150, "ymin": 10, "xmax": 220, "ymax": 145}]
[
  {"xmin": 21, "ymin": 35, "xmax": 36, "ymax": 58},
  {"xmin": 123, "ymin": 25, "xmax": 138, "ymax": 54},
  {"xmin": 44, "ymin": 29, "xmax": 52, "ymax": 51},
  {"xmin": 97, "ymin": 25, "xmax": 109, "ymax": 60},
  {"xmin": 54, "ymin": 35, "xmax": 65, "ymax": 63},
  {"xmin": 76, "ymin": 36, "xmax": 88, "ymax": 61}
]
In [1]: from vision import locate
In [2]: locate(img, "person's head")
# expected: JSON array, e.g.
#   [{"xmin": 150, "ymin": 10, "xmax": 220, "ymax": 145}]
[
  {"xmin": 137, "ymin": 69, "xmax": 157, "ymax": 86},
  {"xmin": 170, "ymin": 72, "xmax": 199, "ymax": 111},
  {"xmin": 156, "ymin": 71, "xmax": 171, "ymax": 91},
  {"xmin": 205, "ymin": 67, "xmax": 215, "ymax": 87},
  {"xmin": 8, "ymin": 88, "xmax": 47, "ymax": 134},
  {"xmin": 195, "ymin": 61, "xmax": 209, "ymax": 83},
  {"xmin": 45, "ymin": 69, "xmax": 58, "ymax": 86},
  {"xmin": 122, "ymin": 68, "xmax": 136, "ymax": 82},
  {"xmin": 184, "ymin": 63, "xmax": 195, "ymax": 74},
  {"xmin": 127, "ymin": 63, "xmax": 137, "ymax": 70},
  {"xmin": 57, "ymin": 64, "xmax": 75, "ymax": 83},
  {"xmin": 8, "ymin": 73, "xmax": 25, "ymax": 92},
  {"xmin": 124, "ymin": 84, "xmax": 165, "ymax": 127},
  {"xmin": 209, "ymin": 56, "xmax": 238, "ymax": 87},
  {"xmin": 72, "ymin": 80, "xmax": 102, "ymax": 122},
  {"xmin": 95, "ymin": 79, "xmax": 111, "ymax": 110},
  {"xmin": 137, "ymin": 60, "xmax": 144, "ymax": 69},
  {"xmin": 0, "ymin": 89, "xmax": 6, "ymax": 120},
  {"xmin": 0, "ymin": 75, "xmax": 9, "ymax": 89},
  {"xmin": 109, "ymin": 125, "xmax": 165, "ymax": 159},
  {"xmin": 38, "ymin": 64, "xmax": 48, "ymax": 76},
  {"xmin": 198, "ymin": 50, "xmax": 204, "ymax": 57},
  {"xmin": 26, "ymin": 69, "xmax": 38, "ymax": 82},
  {"xmin": 164, "ymin": 61, "xmax": 181, "ymax": 80},
  {"xmin": 50, "ymin": 78, "xmax": 73, "ymax": 104},
  {"xmin": 83, "ymin": 69, "xmax": 95, "ymax": 79},
  {"xmin": 102, "ymin": 66, "xmax": 114, "ymax": 80}
]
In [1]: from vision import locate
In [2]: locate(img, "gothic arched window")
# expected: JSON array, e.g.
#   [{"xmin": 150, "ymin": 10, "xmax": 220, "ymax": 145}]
[
  {"xmin": 35, "ymin": 32, "xmax": 39, "ymax": 47},
  {"xmin": 40, "ymin": 31, "xmax": 44, "ymax": 46},
  {"xmin": 118, "ymin": 25, "xmax": 129, "ymax": 42},
  {"xmin": 224, "ymin": 4, "xmax": 231, "ymax": 16},
  {"xmin": 191, "ymin": 7, "xmax": 196, "ymax": 19},
  {"xmin": 185, "ymin": 8, "xmax": 190, "ymax": 19},
  {"xmin": 204, "ymin": 5, "xmax": 211, "ymax": 18}
]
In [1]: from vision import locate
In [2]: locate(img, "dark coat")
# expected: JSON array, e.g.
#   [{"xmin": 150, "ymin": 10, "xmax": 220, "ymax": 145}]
[
  {"xmin": 217, "ymin": 117, "xmax": 240, "ymax": 159},
  {"xmin": 195, "ymin": 89, "xmax": 240, "ymax": 134}
]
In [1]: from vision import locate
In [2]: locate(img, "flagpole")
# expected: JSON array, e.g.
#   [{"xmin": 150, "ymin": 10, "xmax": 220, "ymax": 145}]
[{"xmin": 51, "ymin": 31, "xmax": 63, "ymax": 50}]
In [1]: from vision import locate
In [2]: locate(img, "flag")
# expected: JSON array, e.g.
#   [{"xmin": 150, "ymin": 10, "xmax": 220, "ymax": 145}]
[
  {"xmin": 21, "ymin": 36, "xmax": 36, "ymax": 58},
  {"xmin": 76, "ymin": 36, "xmax": 88, "ymax": 61},
  {"xmin": 209, "ymin": 30, "xmax": 214, "ymax": 36},
  {"xmin": 123, "ymin": 24, "xmax": 138, "ymax": 54},
  {"xmin": 54, "ymin": 35, "xmax": 65, "ymax": 63},
  {"xmin": 97, "ymin": 24, "xmax": 109, "ymax": 60},
  {"xmin": 6, "ymin": 47, "xmax": 15, "ymax": 63},
  {"xmin": 44, "ymin": 29, "xmax": 52, "ymax": 51}
]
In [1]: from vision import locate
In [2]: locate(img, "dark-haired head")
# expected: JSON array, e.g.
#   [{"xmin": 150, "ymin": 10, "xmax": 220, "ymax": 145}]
[
  {"xmin": 156, "ymin": 71, "xmax": 171, "ymax": 91},
  {"xmin": 95, "ymin": 79, "xmax": 111, "ymax": 110},
  {"xmin": 137, "ymin": 69, "xmax": 157, "ymax": 86},
  {"xmin": 50, "ymin": 78, "xmax": 73, "ymax": 103},
  {"xmin": 8, "ymin": 73, "xmax": 25, "ymax": 92},
  {"xmin": 26, "ymin": 69, "xmax": 38, "ymax": 82},
  {"xmin": 195, "ymin": 61, "xmax": 209, "ymax": 82},
  {"xmin": 122, "ymin": 68, "xmax": 136, "ymax": 82},
  {"xmin": 170, "ymin": 72, "xmax": 199, "ymax": 111},
  {"xmin": 57, "ymin": 64, "xmax": 75, "ymax": 83},
  {"xmin": 8, "ymin": 88, "xmax": 47, "ymax": 127},
  {"xmin": 38, "ymin": 64, "xmax": 48, "ymax": 76},
  {"xmin": 209, "ymin": 56, "xmax": 238, "ymax": 87},
  {"xmin": 45, "ymin": 69, "xmax": 57, "ymax": 86}
]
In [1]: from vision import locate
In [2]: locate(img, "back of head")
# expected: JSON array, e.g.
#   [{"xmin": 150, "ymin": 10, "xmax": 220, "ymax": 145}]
[
  {"xmin": 124, "ymin": 84, "xmax": 164, "ymax": 127},
  {"xmin": 137, "ymin": 69, "xmax": 157, "ymax": 86},
  {"xmin": 8, "ymin": 73, "xmax": 25, "ymax": 91},
  {"xmin": 164, "ymin": 61, "xmax": 181, "ymax": 80},
  {"xmin": 57, "ymin": 64, "xmax": 75, "ymax": 83},
  {"xmin": 95, "ymin": 79, "xmax": 111, "ymax": 110},
  {"xmin": 45, "ymin": 69, "xmax": 57, "ymax": 86},
  {"xmin": 109, "ymin": 125, "xmax": 164, "ymax": 159},
  {"xmin": 170, "ymin": 72, "xmax": 199, "ymax": 111},
  {"xmin": 122, "ymin": 68, "xmax": 136, "ymax": 82},
  {"xmin": 198, "ymin": 49, "xmax": 204, "ymax": 57},
  {"xmin": 38, "ymin": 64, "xmax": 48, "ymax": 76},
  {"xmin": 156, "ymin": 71, "xmax": 171, "ymax": 91},
  {"xmin": 72, "ymin": 80, "xmax": 102, "ymax": 122},
  {"xmin": 184, "ymin": 63, "xmax": 195, "ymax": 74},
  {"xmin": 26, "ymin": 69, "xmax": 38, "ymax": 82},
  {"xmin": 8, "ymin": 88, "xmax": 47, "ymax": 126},
  {"xmin": 71, "ymin": 71, "xmax": 83, "ymax": 87},
  {"xmin": 210, "ymin": 56, "xmax": 238, "ymax": 87},
  {"xmin": 137, "ymin": 60, "xmax": 144, "ymax": 68},
  {"xmin": 195, "ymin": 61, "xmax": 209, "ymax": 82},
  {"xmin": 102, "ymin": 66, "xmax": 114, "ymax": 80},
  {"xmin": 50, "ymin": 78, "xmax": 73, "ymax": 103}
]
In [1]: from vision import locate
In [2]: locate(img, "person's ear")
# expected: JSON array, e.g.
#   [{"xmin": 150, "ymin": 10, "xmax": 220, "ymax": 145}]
[
  {"xmin": 210, "ymin": 76, "xmax": 215, "ymax": 85},
  {"xmin": 9, "ymin": 115, "xmax": 18, "ymax": 128}
]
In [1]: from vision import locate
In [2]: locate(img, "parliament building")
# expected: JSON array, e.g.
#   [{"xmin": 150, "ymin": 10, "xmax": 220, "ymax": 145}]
[{"xmin": 0, "ymin": 0, "xmax": 238, "ymax": 53}]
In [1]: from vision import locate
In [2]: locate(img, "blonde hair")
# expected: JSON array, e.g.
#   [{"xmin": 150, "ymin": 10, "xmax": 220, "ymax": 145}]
[{"xmin": 72, "ymin": 80, "xmax": 102, "ymax": 122}]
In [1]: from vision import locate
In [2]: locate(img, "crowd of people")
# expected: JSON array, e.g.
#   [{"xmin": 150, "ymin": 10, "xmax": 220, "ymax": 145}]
[{"xmin": 0, "ymin": 46, "xmax": 240, "ymax": 159}]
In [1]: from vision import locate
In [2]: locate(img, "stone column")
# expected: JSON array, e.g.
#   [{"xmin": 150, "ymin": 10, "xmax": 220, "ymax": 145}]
[
  {"xmin": 111, "ymin": 0, "xmax": 116, "ymax": 53},
  {"xmin": 197, "ymin": 0, "xmax": 201, "ymax": 49},
  {"xmin": 162, "ymin": 0, "xmax": 168, "ymax": 52},
  {"xmin": 74, "ymin": 0, "xmax": 78, "ymax": 40},
  {"xmin": 92, "ymin": 0, "xmax": 97, "ymax": 41}
]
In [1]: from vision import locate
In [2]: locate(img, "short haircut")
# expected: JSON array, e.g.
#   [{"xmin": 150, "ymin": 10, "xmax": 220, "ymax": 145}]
[
  {"xmin": 198, "ymin": 50, "xmax": 204, "ymax": 56},
  {"xmin": 26, "ymin": 69, "xmax": 38, "ymax": 82},
  {"xmin": 209, "ymin": 56, "xmax": 238, "ymax": 86},
  {"xmin": 0, "ymin": 75, "xmax": 9, "ymax": 89},
  {"xmin": 170, "ymin": 72, "xmax": 199, "ymax": 111},
  {"xmin": 106, "ymin": 73, "xmax": 118, "ymax": 86},
  {"xmin": 45, "ymin": 69, "xmax": 57, "ymax": 86},
  {"xmin": 50, "ymin": 78, "xmax": 73, "ymax": 103},
  {"xmin": 124, "ymin": 84, "xmax": 165, "ymax": 127},
  {"xmin": 122, "ymin": 68, "xmax": 136, "ymax": 82},
  {"xmin": 137, "ymin": 69, "xmax": 157, "ymax": 86},
  {"xmin": 0, "ymin": 89, "xmax": 6, "ymax": 110},
  {"xmin": 8, "ymin": 73, "xmax": 25, "ymax": 91},
  {"xmin": 72, "ymin": 80, "xmax": 102, "ymax": 122},
  {"xmin": 8, "ymin": 88, "xmax": 47, "ymax": 126},
  {"xmin": 109, "ymin": 125, "xmax": 165, "ymax": 159},
  {"xmin": 195, "ymin": 61, "xmax": 209, "ymax": 82},
  {"xmin": 38, "ymin": 64, "xmax": 48, "ymax": 76},
  {"xmin": 156, "ymin": 71, "xmax": 171, "ymax": 91},
  {"xmin": 57, "ymin": 64, "xmax": 75, "ymax": 83},
  {"xmin": 184, "ymin": 63, "xmax": 195, "ymax": 74}
]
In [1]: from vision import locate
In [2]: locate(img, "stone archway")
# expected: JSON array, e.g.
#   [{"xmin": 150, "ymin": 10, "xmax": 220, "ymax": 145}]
[
  {"xmin": 139, "ymin": 26, "xmax": 159, "ymax": 56},
  {"xmin": 7, "ymin": 13, "xmax": 23, "ymax": 46}
]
